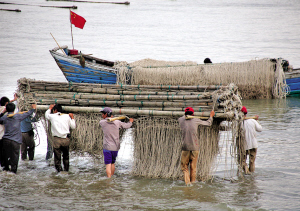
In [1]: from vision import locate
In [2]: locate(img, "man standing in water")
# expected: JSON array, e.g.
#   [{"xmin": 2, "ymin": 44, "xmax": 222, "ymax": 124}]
[
  {"xmin": 178, "ymin": 107, "xmax": 215, "ymax": 186},
  {"xmin": 240, "ymin": 106, "xmax": 262, "ymax": 174},
  {"xmin": 45, "ymin": 104, "xmax": 76, "ymax": 173},
  {"xmin": 0, "ymin": 95, "xmax": 18, "ymax": 167},
  {"xmin": 20, "ymin": 112, "xmax": 38, "ymax": 161},
  {"xmin": 0, "ymin": 97, "xmax": 10, "ymax": 167},
  {"xmin": 0, "ymin": 102, "xmax": 36, "ymax": 173},
  {"xmin": 100, "ymin": 107, "xmax": 134, "ymax": 178}
]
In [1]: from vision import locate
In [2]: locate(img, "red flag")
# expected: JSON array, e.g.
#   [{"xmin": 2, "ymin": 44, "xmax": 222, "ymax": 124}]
[{"xmin": 70, "ymin": 11, "xmax": 86, "ymax": 29}]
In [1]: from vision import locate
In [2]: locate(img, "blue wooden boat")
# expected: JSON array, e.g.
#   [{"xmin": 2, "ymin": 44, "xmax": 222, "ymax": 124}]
[
  {"xmin": 50, "ymin": 46, "xmax": 118, "ymax": 84},
  {"xmin": 285, "ymin": 68, "xmax": 300, "ymax": 96},
  {"xmin": 50, "ymin": 47, "xmax": 300, "ymax": 97}
]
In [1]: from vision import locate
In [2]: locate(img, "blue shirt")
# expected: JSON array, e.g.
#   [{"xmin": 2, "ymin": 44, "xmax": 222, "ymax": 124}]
[
  {"xmin": 20, "ymin": 116, "xmax": 37, "ymax": 133},
  {"xmin": 0, "ymin": 109, "xmax": 35, "ymax": 144}
]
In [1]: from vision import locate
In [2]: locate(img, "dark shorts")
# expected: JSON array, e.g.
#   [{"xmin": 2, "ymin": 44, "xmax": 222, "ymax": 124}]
[{"xmin": 103, "ymin": 149, "xmax": 118, "ymax": 165}]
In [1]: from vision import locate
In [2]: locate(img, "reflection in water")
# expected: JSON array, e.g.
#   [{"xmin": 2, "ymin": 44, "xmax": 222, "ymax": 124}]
[{"xmin": 233, "ymin": 175, "xmax": 261, "ymax": 208}]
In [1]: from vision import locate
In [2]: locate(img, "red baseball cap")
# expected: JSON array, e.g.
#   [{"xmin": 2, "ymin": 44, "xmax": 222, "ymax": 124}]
[
  {"xmin": 185, "ymin": 107, "xmax": 194, "ymax": 113},
  {"xmin": 241, "ymin": 106, "xmax": 247, "ymax": 114}
]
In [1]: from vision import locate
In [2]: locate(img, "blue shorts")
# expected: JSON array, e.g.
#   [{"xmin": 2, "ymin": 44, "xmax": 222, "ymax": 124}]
[{"xmin": 103, "ymin": 149, "xmax": 118, "ymax": 165}]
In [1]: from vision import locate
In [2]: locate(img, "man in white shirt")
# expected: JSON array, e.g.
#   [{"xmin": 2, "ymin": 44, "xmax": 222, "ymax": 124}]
[
  {"xmin": 45, "ymin": 104, "xmax": 76, "ymax": 172},
  {"xmin": 241, "ymin": 106, "xmax": 262, "ymax": 174}
]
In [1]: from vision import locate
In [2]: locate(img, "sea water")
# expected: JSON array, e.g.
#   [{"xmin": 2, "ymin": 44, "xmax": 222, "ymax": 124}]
[{"xmin": 0, "ymin": 0, "xmax": 300, "ymax": 210}]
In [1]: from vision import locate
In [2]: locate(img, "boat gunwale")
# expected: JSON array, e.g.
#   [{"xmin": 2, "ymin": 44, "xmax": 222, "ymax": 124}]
[{"xmin": 49, "ymin": 49, "xmax": 118, "ymax": 74}]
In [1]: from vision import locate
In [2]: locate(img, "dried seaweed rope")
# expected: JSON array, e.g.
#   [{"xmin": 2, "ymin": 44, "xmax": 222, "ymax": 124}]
[{"xmin": 115, "ymin": 58, "xmax": 288, "ymax": 99}]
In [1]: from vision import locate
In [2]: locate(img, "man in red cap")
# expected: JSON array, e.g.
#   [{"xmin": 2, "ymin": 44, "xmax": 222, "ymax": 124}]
[
  {"xmin": 178, "ymin": 107, "xmax": 215, "ymax": 185},
  {"xmin": 240, "ymin": 106, "xmax": 262, "ymax": 174}
]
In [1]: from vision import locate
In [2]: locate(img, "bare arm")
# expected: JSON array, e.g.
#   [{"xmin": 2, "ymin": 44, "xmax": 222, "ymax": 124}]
[
  {"xmin": 45, "ymin": 104, "xmax": 55, "ymax": 120},
  {"xmin": 10, "ymin": 93, "xmax": 18, "ymax": 102}
]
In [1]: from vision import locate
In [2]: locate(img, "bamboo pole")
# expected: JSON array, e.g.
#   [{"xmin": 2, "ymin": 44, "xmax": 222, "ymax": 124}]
[
  {"xmin": 114, "ymin": 107, "xmax": 214, "ymax": 112},
  {"xmin": 50, "ymin": 33, "xmax": 67, "ymax": 56},
  {"xmin": 185, "ymin": 115, "xmax": 209, "ymax": 120},
  {"xmin": 31, "ymin": 89, "xmax": 210, "ymax": 96},
  {"xmin": 27, "ymin": 84, "xmax": 223, "ymax": 92},
  {"xmin": 107, "ymin": 116, "xmax": 128, "ymax": 122},
  {"xmin": 186, "ymin": 115, "xmax": 259, "ymax": 120},
  {"xmin": 0, "ymin": 2, "xmax": 77, "ymax": 9},
  {"xmin": 36, "ymin": 105, "xmax": 234, "ymax": 119},
  {"xmin": 25, "ymin": 80, "xmax": 228, "ymax": 91},
  {"xmin": 245, "ymin": 116, "xmax": 259, "ymax": 120},
  {"xmin": 46, "ymin": 0, "xmax": 130, "ymax": 5},
  {"xmin": 0, "ymin": 8, "xmax": 21, "ymax": 12},
  {"xmin": 7, "ymin": 111, "xmax": 28, "ymax": 117},
  {"xmin": 33, "ymin": 98, "xmax": 213, "ymax": 107},
  {"xmin": 32, "ymin": 93, "xmax": 212, "ymax": 101}
]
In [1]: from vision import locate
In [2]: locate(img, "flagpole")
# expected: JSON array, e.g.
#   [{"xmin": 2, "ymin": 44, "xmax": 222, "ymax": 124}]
[{"xmin": 70, "ymin": 9, "xmax": 74, "ymax": 49}]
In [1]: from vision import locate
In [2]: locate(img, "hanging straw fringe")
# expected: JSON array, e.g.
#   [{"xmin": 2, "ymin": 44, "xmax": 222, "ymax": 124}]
[{"xmin": 115, "ymin": 58, "xmax": 288, "ymax": 99}]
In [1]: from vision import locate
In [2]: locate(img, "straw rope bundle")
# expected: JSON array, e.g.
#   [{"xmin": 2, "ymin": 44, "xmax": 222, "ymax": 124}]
[
  {"xmin": 115, "ymin": 58, "xmax": 287, "ymax": 99},
  {"xmin": 129, "ymin": 58, "xmax": 197, "ymax": 68},
  {"xmin": 17, "ymin": 78, "xmax": 245, "ymax": 180}
]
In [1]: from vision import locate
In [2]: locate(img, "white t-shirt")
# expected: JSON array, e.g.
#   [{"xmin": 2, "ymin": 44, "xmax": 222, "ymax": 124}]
[
  {"xmin": 242, "ymin": 119, "xmax": 262, "ymax": 150},
  {"xmin": 45, "ymin": 109, "xmax": 76, "ymax": 138}
]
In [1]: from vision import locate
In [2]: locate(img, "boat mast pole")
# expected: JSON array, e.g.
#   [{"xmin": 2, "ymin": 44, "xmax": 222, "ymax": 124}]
[
  {"xmin": 70, "ymin": 9, "xmax": 74, "ymax": 49},
  {"xmin": 50, "ymin": 33, "xmax": 67, "ymax": 55}
]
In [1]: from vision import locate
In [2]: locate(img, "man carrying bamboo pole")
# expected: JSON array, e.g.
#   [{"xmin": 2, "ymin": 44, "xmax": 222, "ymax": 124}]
[
  {"xmin": 45, "ymin": 104, "xmax": 76, "ymax": 173},
  {"xmin": 99, "ymin": 107, "xmax": 134, "ymax": 178},
  {"xmin": 20, "ymin": 114, "xmax": 37, "ymax": 161},
  {"xmin": 178, "ymin": 107, "xmax": 215, "ymax": 186},
  {"xmin": 0, "ymin": 97, "xmax": 10, "ymax": 167},
  {"xmin": 0, "ymin": 102, "xmax": 36, "ymax": 173},
  {"xmin": 240, "ymin": 106, "xmax": 262, "ymax": 174},
  {"xmin": 0, "ymin": 95, "xmax": 18, "ymax": 167}
]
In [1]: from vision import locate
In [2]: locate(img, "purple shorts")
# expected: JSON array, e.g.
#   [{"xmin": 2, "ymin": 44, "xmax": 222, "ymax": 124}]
[{"xmin": 103, "ymin": 149, "xmax": 118, "ymax": 165}]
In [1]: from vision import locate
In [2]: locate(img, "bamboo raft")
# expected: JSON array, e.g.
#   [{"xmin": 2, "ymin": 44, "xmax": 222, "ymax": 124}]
[
  {"xmin": 17, "ymin": 78, "xmax": 245, "ymax": 181},
  {"xmin": 18, "ymin": 79, "xmax": 241, "ymax": 118}
]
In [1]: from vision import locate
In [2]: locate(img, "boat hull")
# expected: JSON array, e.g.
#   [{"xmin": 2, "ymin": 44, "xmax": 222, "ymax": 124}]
[
  {"xmin": 285, "ymin": 69, "xmax": 300, "ymax": 96},
  {"xmin": 50, "ymin": 50, "xmax": 118, "ymax": 84}
]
